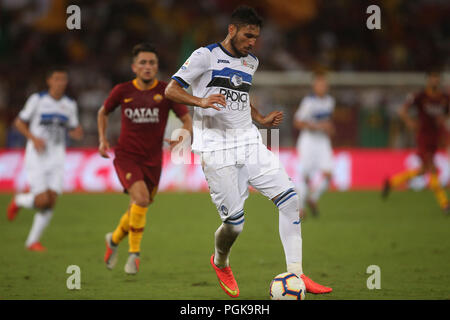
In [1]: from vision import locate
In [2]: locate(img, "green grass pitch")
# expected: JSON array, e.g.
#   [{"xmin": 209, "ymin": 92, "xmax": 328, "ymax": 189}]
[{"xmin": 0, "ymin": 190, "xmax": 449, "ymax": 300}]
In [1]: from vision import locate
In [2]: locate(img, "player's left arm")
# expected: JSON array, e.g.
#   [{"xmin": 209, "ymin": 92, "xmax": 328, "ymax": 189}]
[
  {"xmin": 68, "ymin": 125, "xmax": 83, "ymax": 141},
  {"xmin": 67, "ymin": 102, "xmax": 83, "ymax": 141},
  {"xmin": 250, "ymin": 103, "xmax": 283, "ymax": 127}
]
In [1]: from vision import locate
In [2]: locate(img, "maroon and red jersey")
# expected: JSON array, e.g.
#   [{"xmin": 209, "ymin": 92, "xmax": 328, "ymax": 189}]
[
  {"xmin": 408, "ymin": 90, "xmax": 449, "ymax": 145},
  {"xmin": 103, "ymin": 79, "xmax": 189, "ymax": 166}
]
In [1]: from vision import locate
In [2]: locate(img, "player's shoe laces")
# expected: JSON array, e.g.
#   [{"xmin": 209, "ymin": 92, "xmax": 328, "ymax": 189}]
[
  {"xmin": 27, "ymin": 242, "xmax": 47, "ymax": 252},
  {"xmin": 300, "ymin": 274, "xmax": 332, "ymax": 294},
  {"xmin": 381, "ymin": 179, "xmax": 391, "ymax": 200},
  {"xmin": 7, "ymin": 199, "xmax": 19, "ymax": 221},
  {"xmin": 124, "ymin": 253, "xmax": 140, "ymax": 275},
  {"xmin": 210, "ymin": 254, "xmax": 239, "ymax": 298},
  {"xmin": 104, "ymin": 232, "xmax": 119, "ymax": 270}
]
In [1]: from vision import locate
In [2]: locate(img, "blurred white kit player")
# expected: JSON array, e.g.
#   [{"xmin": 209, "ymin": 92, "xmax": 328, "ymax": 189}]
[
  {"xmin": 7, "ymin": 68, "xmax": 83, "ymax": 251},
  {"xmin": 294, "ymin": 72, "xmax": 335, "ymax": 217},
  {"xmin": 166, "ymin": 6, "xmax": 331, "ymax": 297}
]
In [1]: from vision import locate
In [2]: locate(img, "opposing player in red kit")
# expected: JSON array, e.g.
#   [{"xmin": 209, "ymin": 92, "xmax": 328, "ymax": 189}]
[
  {"xmin": 98, "ymin": 43, "xmax": 192, "ymax": 274},
  {"xmin": 383, "ymin": 71, "xmax": 450, "ymax": 214}
]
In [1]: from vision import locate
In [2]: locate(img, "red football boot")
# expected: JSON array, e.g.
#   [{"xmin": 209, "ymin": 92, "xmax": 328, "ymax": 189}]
[
  {"xmin": 210, "ymin": 254, "xmax": 239, "ymax": 298},
  {"xmin": 7, "ymin": 199, "xmax": 19, "ymax": 221},
  {"xmin": 27, "ymin": 242, "xmax": 47, "ymax": 252},
  {"xmin": 301, "ymin": 274, "xmax": 333, "ymax": 294}
]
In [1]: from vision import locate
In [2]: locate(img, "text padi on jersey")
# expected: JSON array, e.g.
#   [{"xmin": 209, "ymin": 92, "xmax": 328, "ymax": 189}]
[{"xmin": 124, "ymin": 108, "xmax": 159, "ymax": 123}]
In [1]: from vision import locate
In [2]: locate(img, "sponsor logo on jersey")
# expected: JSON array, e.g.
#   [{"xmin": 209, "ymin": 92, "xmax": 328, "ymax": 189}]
[
  {"xmin": 424, "ymin": 102, "xmax": 446, "ymax": 116},
  {"xmin": 153, "ymin": 94, "xmax": 163, "ymax": 102},
  {"xmin": 123, "ymin": 98, "xmax": 133, "ymax": 103},
  {"xmin": 241, "ymin": 59, "xmax": 255, "ymax": 69},
  {"xmin": 219, "ymin": 88, "xmax": 249, "ymax": 111},
  {"xmin": 217, "ymin": 59, "xmax": 230, "ymax": 64},
  {"xmin": 124, "ymin": 107, "xmax": 159, "ymax": 123}
]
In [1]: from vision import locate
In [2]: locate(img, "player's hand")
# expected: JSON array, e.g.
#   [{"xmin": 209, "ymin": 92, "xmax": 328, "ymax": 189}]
[
  {"xmin": 69, "ymin": 126, "xmax": 84, "ymax": 141},
  {"xmin": 98, "ymin": 140, "xmax": 111, "ymax": 158},
  {"xmin": 317, "ymin": 122, "xmax": 335, "ymax": 136},
  {"xmin": 31, "ymin": 136, "xmax": 46, "ymax": 153},
  {"xmin": 164, "ymin": 136, "xmax": 184, "ymax": 151},
  {"xmin": 199, "ymin": 94, "xmax": 226, "ymax": 111},
  {"xmin": 260, "ymin": 111, "xmax": 284, "ymax": 127},
  {"xmin": 405, "ymin": 119, "xmax": 418, "ymax": 132}
]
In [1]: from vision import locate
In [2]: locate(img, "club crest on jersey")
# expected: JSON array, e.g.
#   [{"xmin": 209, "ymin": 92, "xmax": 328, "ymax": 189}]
[
  {"xmin": 124, "ymin": 107, "xmax": 159, "ymax": 123},
  {"xmin": 230, "ymin": 74, "xmax": 243, "ymax": 88},
  {"xmin": 153, "ymin": 94, "xmax": 163, "ymax": 102}
]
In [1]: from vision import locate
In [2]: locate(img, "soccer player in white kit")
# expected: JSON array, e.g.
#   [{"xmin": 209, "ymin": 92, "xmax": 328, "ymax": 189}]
[
  {"xmin": 165, "ymin": 6, "xmax": 332, "ymax": 297},
  {"xmin": 293, "ymin": 71, "xmax": 335, "ymax": 217},
  {"xmin": 7, "ymin": 68, "xmax": 83, "ymax": 251}
]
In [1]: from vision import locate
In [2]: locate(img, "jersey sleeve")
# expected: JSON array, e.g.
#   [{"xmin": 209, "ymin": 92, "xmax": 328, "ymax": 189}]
[
  {"xmin": 68, "ymin": 101, "xmax": 80, "ymax": 129},
  {"xmin": 171, "ymin": 47, "xmax": 210, "ymax": 88},
  {"xmin": 103, "ymin": 84, "xmax": 122, "ymax": 114},
  {"xmin": 294, "ymin": 97, "xmax": 311, "ymax": 122},
  {"xmin": 18, "ymin": 93, "xmax": 40, "ymax": 122},
  {"xmin": 330, "ymin": 96, "xmax": 336, "ymax": 113}
]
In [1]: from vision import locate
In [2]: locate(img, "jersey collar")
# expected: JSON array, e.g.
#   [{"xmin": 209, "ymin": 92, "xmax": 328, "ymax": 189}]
[
  {"xmin": 132, "ymin": 78, "xmax": 158, "ymax": 91},
  {"xmin": 218, "ymin": 43, "xmax": 237, "ymax": 58}
]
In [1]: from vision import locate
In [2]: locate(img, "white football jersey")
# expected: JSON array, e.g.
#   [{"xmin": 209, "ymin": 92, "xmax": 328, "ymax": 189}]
[
  {"xmin": 172, "ymin": 43, "xmax": 261, "ymax": 152},
  {"xmin": 18, "ymin": 91, "xmax": 79, "ymax": 162},
  {"xmin": 294, "ymin": 94, "xmax": 335, "ymax": 145}
]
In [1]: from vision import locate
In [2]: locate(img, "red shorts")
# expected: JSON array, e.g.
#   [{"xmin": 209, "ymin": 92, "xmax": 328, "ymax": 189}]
[
  {"xmin": 416, "ymin": 136, "xmax": 437, "ymax": 166},
  {"xmin": 113, "ymin": 156, "xmax": 161, "ymax": 197}
]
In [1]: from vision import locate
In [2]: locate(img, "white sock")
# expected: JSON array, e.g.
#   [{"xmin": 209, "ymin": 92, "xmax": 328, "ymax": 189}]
[
  {"xmin": 310, "ymin": 177, "xmax": 329, "ymax": 203},
  {"xmin": 275, "ymin": 188, "xmax": 303, "ymax": 275},
  {"xmin": 25, "ymin": 209, "xmax": 53, "ymax": 247},
  {"xmin": 214, "ymin": 214, "xmax": 244, "ymax": 268},
  {"xmin": 15, "ymin": 193, "xmax": 35, "ymax": 209}
]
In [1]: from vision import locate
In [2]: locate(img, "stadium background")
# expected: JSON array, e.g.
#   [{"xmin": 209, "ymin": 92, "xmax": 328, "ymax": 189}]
[{"xmin": 0, "ymin": 0, "xmax": 449, "ymax": 191}]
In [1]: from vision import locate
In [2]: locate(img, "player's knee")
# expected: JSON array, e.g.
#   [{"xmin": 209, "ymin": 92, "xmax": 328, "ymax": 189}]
[
  {"xmin": 274, "ymin": 188, "xmax": 299, "ymax": 213},
  {"xmin": 34, "ymin": 192, "xmax": 51, "ymax": 209},
  {"xmin": 133, "ymin": 195, "xmax": 150, "ymax": 208},
  {"xmin": 46, "ymin": 192, "xmax": 58, "ymax": 209},
  {"xmin": 222, "ymin": 210, "xmax": 245, "ymax": 235},
  {"xmin": 221, "ymin": 220, "xmax": 244, "ymax": 236}
]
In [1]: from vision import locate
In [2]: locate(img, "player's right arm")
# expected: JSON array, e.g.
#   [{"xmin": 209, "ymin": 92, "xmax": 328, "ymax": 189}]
[
  {"xmin": 97, "ymin": 84, "xmax": 122, "ymax": 158},
  {"xmin": 293, "ymin": 97, "xmax": 321, "ymax": 131},
  {"xmin": 14, "ymin": 118, "xmax": 45, "ymax": 153},
  {"xmin": 398, "ymin": 93, "xmax": 417, "ymax": 132},
  {"xmin": 165, "ymin": 80, "xmax": 224, "ymax": 110},
  {"xmin": 164, "ymin": 47, "xmax": 225, "ymax": 110},
  {"xmin": 97, "ymin": 105, "xmax": 110, "ymax": 158},
  {"xmin": 15, "ymin": 93, "xmax": 45, "ymax": 152}
]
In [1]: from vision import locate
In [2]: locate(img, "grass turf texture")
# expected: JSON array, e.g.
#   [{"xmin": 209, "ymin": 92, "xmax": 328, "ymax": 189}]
[{"xmin": 0, "ymin": 191, "xmax": 448, "ymax": 300}]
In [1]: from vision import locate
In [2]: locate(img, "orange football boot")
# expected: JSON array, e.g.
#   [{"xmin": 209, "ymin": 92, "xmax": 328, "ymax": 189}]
[{"xmin": 210, "ymin": 254, "xmax": 239, "ymax": 298}]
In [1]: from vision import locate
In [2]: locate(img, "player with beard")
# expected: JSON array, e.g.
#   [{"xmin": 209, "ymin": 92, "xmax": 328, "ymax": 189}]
[
  {"xmin": 99, "ymin": 43, "xmax": 192, "ymax": 274},
  {"xmin": 165, "ymin": 6, "xmax": 332, "ymax": 297}
]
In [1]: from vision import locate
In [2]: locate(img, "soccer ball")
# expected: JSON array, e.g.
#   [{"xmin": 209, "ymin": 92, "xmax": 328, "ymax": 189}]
[{"xmin": 269, "ymin": 272, "xmax": 306, "ymax": 300}]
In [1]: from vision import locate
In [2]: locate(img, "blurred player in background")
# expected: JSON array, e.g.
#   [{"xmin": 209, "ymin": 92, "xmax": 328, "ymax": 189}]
[
  {"xmin": 382, "ymin": 71, "xmax": 450, "ymax": 213},
  {"xmin": 293, "ymin": 71, "xmax": 335, "ymax": 218},
  {"xmin": 6, "ymin": 68, "xmax": 83, "ymax": 251},
  {"xmin": 165, "ymin": 6, "xmax": 332, "ymax": 297},
  {"xmin": 98, "ymin": 43, "xmax": 191, "ymax": 274}
]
